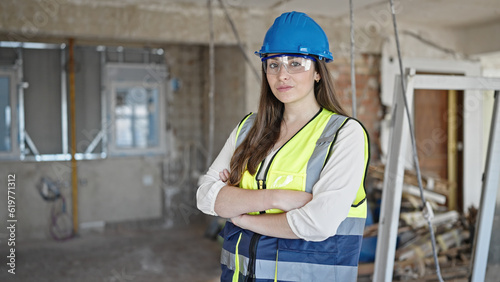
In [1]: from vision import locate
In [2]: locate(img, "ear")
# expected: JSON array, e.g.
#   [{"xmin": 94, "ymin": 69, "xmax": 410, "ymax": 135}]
[{"xmin": 315, "ymin": 72, "xmax": 321, "ymax": 82}]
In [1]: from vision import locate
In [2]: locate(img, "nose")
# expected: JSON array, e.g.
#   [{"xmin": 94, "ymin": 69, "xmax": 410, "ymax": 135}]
[{"xmin": 277, "ymin": 63, "xmax": 290, "ymax": 80}]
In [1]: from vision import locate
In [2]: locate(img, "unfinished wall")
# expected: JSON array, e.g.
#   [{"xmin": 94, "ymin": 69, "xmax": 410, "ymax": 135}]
[
  {"xmin": 0, "ymin": 42, "xmax": 246, "ymax": 240},
  {"xmin": 209, "ymin": 46, "xmax": 246, "ymax": 154},
  {"xmin": 161, "ymin": 43, "xmax": 242, "ymax": 227},
  {"xmin": 164, "ymin": 44, "xmax": 246, "ymax": 157},
  {"xmin": 0, "ymin": 157, "xmax": 163, "ymax": 240},
  {"xmin": 330, "ymin": 54, "xmax": 383, "ymax": 162},
  {"xmin": 1, "ymin": 0, "xmax": 499, "ymax": 241}
]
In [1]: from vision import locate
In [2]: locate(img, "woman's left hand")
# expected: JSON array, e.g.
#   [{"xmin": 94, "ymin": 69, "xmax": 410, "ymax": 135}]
[
  {"xmin": 219, "ymin": 169, "xmax": 230, "ymax": 183},
  {"xmin": 230, "ymin": 214, "xmax": 244, "ymax": 227}
]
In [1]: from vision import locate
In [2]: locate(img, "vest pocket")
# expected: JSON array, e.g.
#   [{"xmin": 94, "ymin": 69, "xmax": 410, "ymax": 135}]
[
  {"xmin": 278, "ymin": 237, "xmax": 338, "ymax": 256},
  {"xmin": 277, "ymin": 235, "xmax": 361, "ymax": 266},
  {"xmin": 266, "ymin": 171, "xmax": 306, "ymax": 191},
  {"xmin": 277, "ymin": 235, "xmax": 363, "ymax": 268},
  {"xmin": 275, "ymin": 238, "xmax": 339, "ymax": 281},
  {"xmin": 220, "ymin": 221, "xmax": 243, "ymax": 239},
  {"xmin": 220, "ymin": 221, "xmax": 243, "ymax": 254}
]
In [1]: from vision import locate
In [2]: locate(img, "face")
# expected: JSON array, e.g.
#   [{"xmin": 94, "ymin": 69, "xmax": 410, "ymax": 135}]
[{"xmin": 264, "ymin": 54, "xmax": 321, "ymax": 107}]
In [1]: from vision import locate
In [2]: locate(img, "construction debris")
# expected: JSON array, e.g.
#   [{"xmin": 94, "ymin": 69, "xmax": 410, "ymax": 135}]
[{"xmin": 360, "ymin": 164, "xmax": 476, "ymax": 281}]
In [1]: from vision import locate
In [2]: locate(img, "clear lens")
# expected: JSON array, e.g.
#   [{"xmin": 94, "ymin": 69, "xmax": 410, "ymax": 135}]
[{"xmin": 263, "ymin": 54, "xmax": 315, "ymax": 75}]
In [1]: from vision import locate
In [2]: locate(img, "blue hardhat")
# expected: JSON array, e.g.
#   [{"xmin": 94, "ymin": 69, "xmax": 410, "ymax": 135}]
[{"xmin": 255, "ymin": 11, "xmax": 333, "ymax": 62}]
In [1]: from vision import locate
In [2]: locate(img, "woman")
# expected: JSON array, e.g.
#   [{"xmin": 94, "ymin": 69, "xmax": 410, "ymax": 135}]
[{"xmin": 197, "ymin": 11, "xmax": 370, "ymax": 282}]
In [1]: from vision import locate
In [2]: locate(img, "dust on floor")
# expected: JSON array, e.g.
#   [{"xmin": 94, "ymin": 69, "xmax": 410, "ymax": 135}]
[{"xmin": 0, "ymin": 223, "xmax": 221, "ymax": 282}]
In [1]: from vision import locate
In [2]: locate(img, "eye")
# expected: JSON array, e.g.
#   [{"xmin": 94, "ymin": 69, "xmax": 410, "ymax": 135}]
[
  {"xmin": 288, "ymin": 60, "xmax": 304, "ymax": 70},
  {"xmin": 268, "ymin": 62, "xmax": 279, "ymax": 69}
]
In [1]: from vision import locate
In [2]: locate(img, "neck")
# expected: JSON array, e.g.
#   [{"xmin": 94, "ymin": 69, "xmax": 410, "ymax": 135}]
[{"xmin": 283, "ymin": 101, "xmax": 321, "ymax": 124}]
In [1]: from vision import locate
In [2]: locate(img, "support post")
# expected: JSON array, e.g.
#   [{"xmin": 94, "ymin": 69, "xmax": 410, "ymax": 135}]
[
  {"xmin": 68, "ymin": 38, "xmax": 79, "ymax": 235},
  {"xmin": 373, "ymin": 73, "xmax": 415, "ymax": 281},
  {"xmin": 447, "ymin": 89, "xmax": 458, "ymax": 210},
  {"xmin": 470, "ymin": 90, "xmax": 500, "ymax": 281}
]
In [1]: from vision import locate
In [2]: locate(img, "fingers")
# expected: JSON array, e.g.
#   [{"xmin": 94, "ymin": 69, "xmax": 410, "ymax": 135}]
[
  {"xmin": 230, "ymin": 214, "xmax": 243, "ymax": 227},
  {"xmin": 219, "ymin": 172, "xmax": 227, "ymax": 182},
  {"xmin": 219, "ymin": 169, "xmax": 230, "ymax": 182}
]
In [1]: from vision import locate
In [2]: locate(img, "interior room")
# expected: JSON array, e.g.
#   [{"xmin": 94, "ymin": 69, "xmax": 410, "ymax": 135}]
[{"xmin": 1, "ymin": 0, "xmax": 499, "ymax": 281}]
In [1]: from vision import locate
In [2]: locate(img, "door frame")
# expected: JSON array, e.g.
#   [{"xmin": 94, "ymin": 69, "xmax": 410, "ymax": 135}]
[{"xmin": 382, "ymin": 56, "xmax": 482, "ymax": 211}]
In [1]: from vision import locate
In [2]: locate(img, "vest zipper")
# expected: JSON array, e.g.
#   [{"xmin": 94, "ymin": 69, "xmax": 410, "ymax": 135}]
[
  {"xmin": 246, "ymin": 233, "xmax": 262, "ymax": 282},
  {"xmin": 246, "ymin": 109, "xmax": 323, "ymax": 280},
  {"xmin": 247, "ymin": 162, "xmax": 267, "ymax": 280},
  {"xmin": 258, "ymin": 179, "xmax": 265, "ymax": 190},
  {"xmin": 256, "ymin": 164, "xmax": 267, "ymax": 214}
]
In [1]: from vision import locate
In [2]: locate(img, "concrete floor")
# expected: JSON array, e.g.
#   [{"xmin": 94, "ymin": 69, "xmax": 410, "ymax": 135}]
[
  {"xmin": 0, "ymin": 222, "xmax": 221, "ymax": 282},
  {"xmin": 2, "ymin": 217, "xmax": 499, "ymax": 282}
]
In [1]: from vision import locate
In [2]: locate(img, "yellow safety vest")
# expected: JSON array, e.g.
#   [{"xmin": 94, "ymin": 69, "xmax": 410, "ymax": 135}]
[{"xmin": 220, "ymin": 108, "xmax": 370, "ymax": 281}]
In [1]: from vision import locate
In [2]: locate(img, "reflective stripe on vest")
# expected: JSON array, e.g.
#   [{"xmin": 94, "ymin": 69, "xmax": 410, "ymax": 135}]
[
  {"xmin": 235, "ymin": 113, "xmax": 256, "ymax": 148},
  {"xmin": 305, "ymin": 112, "xmax": 348, "ymax": 193},
  {"xmin": 221, "ymin": 248, "xmax": 358, "ymax": 281},
  {"xmin": 220, "ymin": 218, "xmax": 364, "ymax": 281}
]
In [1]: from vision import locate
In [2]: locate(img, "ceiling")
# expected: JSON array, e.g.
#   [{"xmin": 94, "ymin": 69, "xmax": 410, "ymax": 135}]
[
  {"xmin": 82, "ymin": 0, "xmax": 500, "ymax": 28},
  {"xmin": 172, "ymin": 0, "xmax": 500, "ymax": 28}
]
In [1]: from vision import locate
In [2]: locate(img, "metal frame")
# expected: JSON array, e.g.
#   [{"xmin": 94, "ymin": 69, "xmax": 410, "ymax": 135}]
[
  {"xmin": 0, "ymin": 66, "xmax": 19, "ymax": 159},
  {"xmin": 382, "ymin": 57, "xmax": 484, "ymax": 212},
  {"xmin": 374, "ymin": 73, "xmax": 500, "ymax": 282},
  {"xmin": 0, "ymin": 41, "xmax": 167, "ymax": 161},
  {"xmin": 471, "ymin": 90, "xmax": 500, "ymax": 281},
  {"xmin": 373, "ymin": 72, "xmax": 414, "ymax": 281}
]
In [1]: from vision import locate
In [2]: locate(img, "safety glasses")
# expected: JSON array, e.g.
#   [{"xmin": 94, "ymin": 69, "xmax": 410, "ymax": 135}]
[{"xmin": 262, "ymin": 54, "xmax": 317, "ymax": 75}]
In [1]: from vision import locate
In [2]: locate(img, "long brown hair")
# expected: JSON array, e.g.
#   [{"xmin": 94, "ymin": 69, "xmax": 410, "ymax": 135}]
[{"xmin": 228, "ymin": 57, "xmax": 349, "ymax": 186}]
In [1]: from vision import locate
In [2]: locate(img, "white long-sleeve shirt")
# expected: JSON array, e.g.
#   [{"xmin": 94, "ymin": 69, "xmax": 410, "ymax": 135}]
[{"xmin": 196, "ymin": 119, "xmax": 367, "ymax": 241}]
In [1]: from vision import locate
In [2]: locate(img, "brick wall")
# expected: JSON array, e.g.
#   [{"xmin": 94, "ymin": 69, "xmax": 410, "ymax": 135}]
[{"xmin": 329, "ymin": 54, "xmax": 383, "ymax": 162}]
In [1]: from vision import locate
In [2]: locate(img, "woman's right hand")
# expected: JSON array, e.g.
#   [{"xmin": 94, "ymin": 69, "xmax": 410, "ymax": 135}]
[{"xmin": 271, "ymin": 190, "xmax": 312, "ymax": 212}]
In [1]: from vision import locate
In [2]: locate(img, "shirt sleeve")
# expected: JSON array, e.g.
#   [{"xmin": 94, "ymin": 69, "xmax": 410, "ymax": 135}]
[
  {"xmin": 196, "ymin": 126, "xmax": 238, "ymax": 216},
  {"xmin": 286, "ymin": 119, "xmax": 367, "ymax": 241}
]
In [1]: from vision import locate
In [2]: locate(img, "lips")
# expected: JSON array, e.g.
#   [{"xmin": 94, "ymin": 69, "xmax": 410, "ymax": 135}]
[{"xmin": 276, "ymin": 85, "xmax": 293, "ymax": 92}]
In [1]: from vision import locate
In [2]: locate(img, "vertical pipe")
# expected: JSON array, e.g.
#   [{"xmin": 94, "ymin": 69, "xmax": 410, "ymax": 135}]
[
  {"xmin": 206, "ymin": 0, "xmax": 215, "ymax": 168},
  {"xmin": 386, "ymin": 1, "xmax": 444, "ymax": 280},
  {"xmin": 218, "ymin": 0, "xmax": 260, "ymax": 83},
  {"xmin": 68, "ymin": 38, "xmax": 79, "ymax": 235},
  {"xmin": 447, "ymin": 89, "xmax": 458, "ymax": 210},
  {"xmin": 61, "ymin": 44, "xmax": 69, "ymax": 156},
  {"xmin": 99, "ymin": 47, "xmax": 108, "ymax": 158},
  {"xmin": 349, "ymin": 0, "xmax": 357, "ymax": 118},
  {"xmin": 17, "ymin": 48, "xmax": 26, "ymax": 160}
]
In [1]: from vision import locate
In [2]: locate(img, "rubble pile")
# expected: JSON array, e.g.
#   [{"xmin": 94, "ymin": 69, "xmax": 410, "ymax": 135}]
[{"xmin": 360, "ymin": 164, "xmax": 476, "ymax": 281}]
